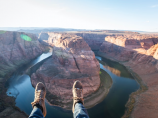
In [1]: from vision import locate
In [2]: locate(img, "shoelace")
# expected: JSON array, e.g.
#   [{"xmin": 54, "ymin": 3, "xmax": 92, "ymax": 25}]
[
  {"xmin": 73, "ymin": 88, "xmax": 83, "ymax": 100},
  {"xmin": 35, "ymin": 90, "xmax": 44, "ymax": 101}
]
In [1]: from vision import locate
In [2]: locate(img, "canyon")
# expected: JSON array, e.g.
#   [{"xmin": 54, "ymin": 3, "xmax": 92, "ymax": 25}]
[
  {"xmin": 1, "ymin": 29, "xmax": 158, "ymax": 118},
  {"xmin": 98, "ymin": 34, "xmax": 158, "ymax": 118},
  {"xmin": 39, "ymin": 31, "xmax": 158, "ymax": 117},
  {"xmin": 73, "ymin": 32, "xmax": 158, "ymax": 118}
]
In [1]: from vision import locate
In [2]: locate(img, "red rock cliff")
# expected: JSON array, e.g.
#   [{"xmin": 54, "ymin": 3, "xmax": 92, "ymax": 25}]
[
  {"xmin": 73, "ymin": 33, "xmax": 108, "ymax": 51},
  {"xmin": 0, "ymin": 31, "xmax": 46, "ymax": 77}
]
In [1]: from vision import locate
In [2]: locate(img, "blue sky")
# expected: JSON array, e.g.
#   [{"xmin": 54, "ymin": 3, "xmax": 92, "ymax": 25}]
[{"xmin": 0, "ymin": 0, "xmax": 158, "ymax": 32}]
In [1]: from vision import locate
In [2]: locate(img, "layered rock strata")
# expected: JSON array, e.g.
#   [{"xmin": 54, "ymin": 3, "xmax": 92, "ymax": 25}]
[
  {"xmin": 98, "ymin": 34, "xmax": 158, "ymax": 118},
  {"xmin": 70, "ymin": 31, "xmax": 139, "ymax": 51},
  {"xmin": 0, "ymin": 31, "xmax": 46, "ymax": 77},
  {"xmin": 38, "ymin": 31, "xmax": 140, "ymax": 51},
  {"xmin": 31, "ymin": 33, "xmax": 100, "ymax": 107},
  {"xmin": 73, "ymin": 33, "xmax": 108, "ymax": 51}
]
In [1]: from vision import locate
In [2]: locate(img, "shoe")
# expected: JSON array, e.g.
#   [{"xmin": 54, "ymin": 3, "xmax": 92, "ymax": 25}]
[
  {"xmin": 72, "ymin": 80, "xmax": 84, "ymax": 113},
  {"xmin": 31, "ymin": 82, "xmax": 47, "ymax": 117}
]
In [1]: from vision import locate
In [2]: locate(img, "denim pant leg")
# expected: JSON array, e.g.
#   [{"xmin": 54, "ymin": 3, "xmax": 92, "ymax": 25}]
[
  {"xmin": 74, "ymin": 103, "xmax": 89, "ymax": 118},
  {"xmin": 29, "ymin": 107, "xmax": 44, "ymax": 118}
]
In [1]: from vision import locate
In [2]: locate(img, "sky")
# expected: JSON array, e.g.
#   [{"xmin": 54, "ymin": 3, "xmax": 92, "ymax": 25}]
[{"xmin": 0, "ymin": 0, "xmax": 158, "ymax": 32}]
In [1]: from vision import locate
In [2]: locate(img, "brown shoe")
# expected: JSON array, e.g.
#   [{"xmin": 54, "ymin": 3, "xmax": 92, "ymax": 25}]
[
  {"xmin": 72, "ymin": 80, "xmax": 84, "ymax": 113},
  {"xmin": 31, "ymin": 82, "xmax": 47, "ymax": 117}
]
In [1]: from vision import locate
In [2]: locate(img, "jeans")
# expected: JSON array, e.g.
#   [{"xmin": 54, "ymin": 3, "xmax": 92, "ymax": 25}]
[
  {"xmin": 29, "ymin": 103, "xmax": 89, "ymax": 118},
  {"xmin": 29, "ymin": 106, "xmax": 44, "ymax": 118}
]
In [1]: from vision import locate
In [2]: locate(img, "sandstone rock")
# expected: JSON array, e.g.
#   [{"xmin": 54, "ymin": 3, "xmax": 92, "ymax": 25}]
[
  {"xmin": 31, "ymin": 33, "xmax": 100, "ymax": 107},
  {"xmin": 100, "ymin": 41, "xmax": 136, "ymax": 61},
  {"xmin": 71, "ymin": 33, "xmax": 108, "ymax": 51},
  {"xmin": 0, "ymin": 31, "xmax": 46, "ymax": 77}
]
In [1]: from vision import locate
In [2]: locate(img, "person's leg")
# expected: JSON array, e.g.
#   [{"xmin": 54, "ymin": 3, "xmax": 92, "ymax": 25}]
[
  {"xmin": 29, "ymin": 106, "xmax": 44, "ymax": 118},
  {"xmin": 29, "ymin": 82, "xmax": 47, "ymax": 118},
  {"xmin": 74, "ymin": 103, "xmax": 89, "ymax": 118},
  {"xmin": 72, "ymin": 80, "xmax": 89, "ymax": 118}
]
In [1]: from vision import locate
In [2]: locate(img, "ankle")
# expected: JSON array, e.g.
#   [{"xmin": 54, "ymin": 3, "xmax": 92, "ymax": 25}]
[
  {"xmin": 77, "ymin": 101, "xmax": 83, "ymax": 104},
  {"xmin": 33, "ymin": 103, "xmax": 43, "ymax": 112},
  {"xmin": 74, "ymin": 101, "xmax": 83, "ymax": 107}
]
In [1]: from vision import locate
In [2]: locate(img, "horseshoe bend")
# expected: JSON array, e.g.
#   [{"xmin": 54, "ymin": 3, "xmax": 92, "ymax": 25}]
[
  {"xmin": 0, "ymin": 30, "xmax": 158, "ymax": 118},
  {"xmin": 1, "ymin": 1, "xmax": 158, "ymax": 118}
]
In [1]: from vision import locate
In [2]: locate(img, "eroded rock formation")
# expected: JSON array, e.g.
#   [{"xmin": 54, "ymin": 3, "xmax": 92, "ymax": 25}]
[
  {"xmin": 31, "ymin": 33, "xmax": 100, "ymax": 108},
  {"xmin": 0, "ymin": 31, "xmax": 46, "ymax": 77},
  {"xmin": 73, "ymin": 33, "xmax": 108, "ymax": 51},
  {"xmin": 71, "ymin": 31, "xmax": 139, "ymax": 51},
  {"xmin": 99, "ymin": 35, "xmax": 158, "ymax": 61}
]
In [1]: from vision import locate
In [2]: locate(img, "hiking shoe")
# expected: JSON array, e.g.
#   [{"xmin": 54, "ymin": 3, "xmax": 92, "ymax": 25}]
[
  {"xmin": 31, "ymin": 82, "xmax": 47, "ymax": 117},
  {"xmin": 72, "ymin": 80, "xmax": 84, "ymax": 113}
]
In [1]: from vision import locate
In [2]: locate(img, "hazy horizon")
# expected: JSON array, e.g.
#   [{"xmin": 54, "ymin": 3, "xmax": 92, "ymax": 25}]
[
  {"xmin": 0, "ymin": 27, "xmax": 152, "ymax": 33},
  {"xmin": 0, "ymin": 0, "xmax": 158, "ymax": 32}
]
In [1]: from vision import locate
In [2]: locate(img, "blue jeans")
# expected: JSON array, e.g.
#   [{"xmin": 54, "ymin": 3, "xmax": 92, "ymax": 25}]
[{"xmin": 29, "ymin": 103, "xmax": 89, "ymax": 118}]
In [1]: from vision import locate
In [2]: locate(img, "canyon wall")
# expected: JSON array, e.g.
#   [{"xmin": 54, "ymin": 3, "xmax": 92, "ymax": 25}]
[
  {"xmin": 0, "ymin": 31, "xmax": 46, "ymax": 77},
  {"xmin": 72, "ymin": 33, "xmax": 108, "ymax": 50},
  {"xmin": 31, "ymin": 33, "xmax": 100, "ymax": 108},
  {"xmin": 0, "ymin": 30, "xmax": 47, "ymax": 117},
  {"xmin": 97, "ymin": 34, "xmax": 158, "ymax": 118}
]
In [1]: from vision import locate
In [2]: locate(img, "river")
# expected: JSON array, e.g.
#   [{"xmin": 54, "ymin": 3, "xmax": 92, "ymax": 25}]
[{"xmin": 5, "ymin": 51, "xmax": 139, "ymax": 118}]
